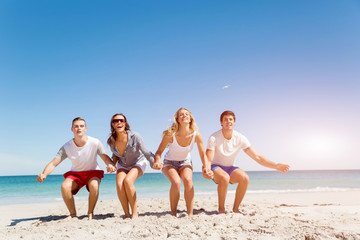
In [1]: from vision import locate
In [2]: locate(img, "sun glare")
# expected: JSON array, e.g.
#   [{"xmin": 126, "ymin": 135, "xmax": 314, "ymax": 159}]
[{"xmin": 295, "ymin": 133, "xmax": 343, "ymax": 161}]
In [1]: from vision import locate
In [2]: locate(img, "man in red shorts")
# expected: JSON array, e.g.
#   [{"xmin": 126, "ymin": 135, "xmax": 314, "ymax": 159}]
[{"xmin": 37, "ymin": 117, "xmax": 116, "ymax": 220}]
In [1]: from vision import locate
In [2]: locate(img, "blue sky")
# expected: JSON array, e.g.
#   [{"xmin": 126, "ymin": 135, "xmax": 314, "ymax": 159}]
[{"xmin": 1, "ymin": 0, "xmax": 359, "ymax": 176}]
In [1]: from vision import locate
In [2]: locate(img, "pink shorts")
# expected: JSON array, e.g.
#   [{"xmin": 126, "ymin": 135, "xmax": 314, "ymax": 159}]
[{"xmin": 63, "ymin": 170, "xmax": 104, "ymax": 195}]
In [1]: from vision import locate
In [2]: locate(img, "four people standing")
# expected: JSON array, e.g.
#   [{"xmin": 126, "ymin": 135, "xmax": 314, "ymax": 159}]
[{"xmin": 37, "ymin": 110, "xmax": 290, "ymax": 219}]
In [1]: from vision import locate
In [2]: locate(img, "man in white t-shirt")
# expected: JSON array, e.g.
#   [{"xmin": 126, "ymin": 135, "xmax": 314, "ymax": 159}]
[
  {"xmin": 37, "ymin": 117, "xmax": 116, "ymax": 220},
  {"xmin": 206, "ymin": 111, "xmax": 290, "ymax": 214}
]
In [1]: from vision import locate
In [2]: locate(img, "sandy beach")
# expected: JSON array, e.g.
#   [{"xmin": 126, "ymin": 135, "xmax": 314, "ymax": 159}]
[{"xmin": 1, "ymin": 191, "xmax": 359, "ymax": 240}]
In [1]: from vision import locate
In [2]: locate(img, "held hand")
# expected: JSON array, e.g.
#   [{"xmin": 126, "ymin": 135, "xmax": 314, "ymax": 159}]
[
  {"xmin": 276, "ymin": 163, "xmax": 290, "ymax": 173},
  {"xmin": 152, "ymin": 161, "xmax": 163, "ymax": 170},
  {"xmin": 37, "ymin": 173, "xmax": 46, "ymax": 183},
  {"xmin": 107, "ymin": 164, "xmax": 117, "ymax": 173},
  {"xmin": 202, "ymin": 167, "xmax": 214, "ymax": 179}
]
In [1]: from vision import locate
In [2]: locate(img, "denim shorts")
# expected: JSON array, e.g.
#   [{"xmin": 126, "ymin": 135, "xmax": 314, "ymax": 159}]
[
  {"xmin": 211, "ymin": 164, "xmax": 239, "ymax": 176},
  {"xmin": 163, "ymin": 159, "xmax": 192, "ymax": 172}
]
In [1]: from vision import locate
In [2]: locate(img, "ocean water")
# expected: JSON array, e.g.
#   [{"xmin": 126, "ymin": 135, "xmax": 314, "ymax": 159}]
[{"xmin": 0, "ymin": 170, "xmax": 359, "ymax": 206}]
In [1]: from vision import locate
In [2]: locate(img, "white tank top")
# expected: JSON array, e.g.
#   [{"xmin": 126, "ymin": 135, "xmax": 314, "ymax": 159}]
[{"xmin": 164, "ymin": 131, "xmax": 197, "ymax": 161}]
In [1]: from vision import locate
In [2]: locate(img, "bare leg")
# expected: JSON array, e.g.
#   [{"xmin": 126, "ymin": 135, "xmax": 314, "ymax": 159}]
[
  {"xmin": 87, "ymin": 177, "xmax": 101, "ymax": 220},
  {"xmin": 116, "ymin": 169, "xmax": 130, "ymax": 218},
  {"xmin": 230, "ymin": 169, "xmax": 249, "ymax": 212},
  {"xmin": 163, "ymin": 166, "xmax": 181, "ymax": 216},
  {"xmin": 61, "ymin": 178, "xmax": 79, "ymax": 219},
  {"xmin": 213, "ymin": 168, "xmax": 230, "ymax": 214},
  {"xmin": 179, "ymin": 166, "xmax": 194, "ymax": 216},
  {"xmin": 123, "ymin": 167, "xmax": 143, "ymax": 219}
]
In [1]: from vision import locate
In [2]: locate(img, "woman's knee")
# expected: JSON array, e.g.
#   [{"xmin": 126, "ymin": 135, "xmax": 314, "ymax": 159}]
[
  {"xmin": 171, "ymin": 178, "xmax": 181, "ymax": 190},
  {"xmin": 182, "ymin": 176, "xmax": 193, "ymax": 189},
  {"xmin": 123, "ymin": 176, "xmax": 135, "ymax": 188}
]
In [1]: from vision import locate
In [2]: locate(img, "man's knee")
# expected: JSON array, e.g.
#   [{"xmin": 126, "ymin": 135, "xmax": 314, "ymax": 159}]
[
  {"xmin": 88, "ymin": 178, "xmax": 100, "ymax": 192},
  {"xmin": 233, "ymin": 171, "xmax": 249, "ymax": 185},
  {"xmin": 240, "ymin": 172, "xmax": 249, "ymax": 184},
  {"xmin": 61, "ymin": 179, "xmax": 74, "ymax": 193},
  {"xmin": 216, "ymin": 174, "xmax": 230, "ymax": 185}
]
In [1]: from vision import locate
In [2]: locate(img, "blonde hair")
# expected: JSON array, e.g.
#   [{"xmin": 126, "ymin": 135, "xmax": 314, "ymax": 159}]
[{"xmin": 163, "ymin": 107, "xmax": 199, "ymax": 136}]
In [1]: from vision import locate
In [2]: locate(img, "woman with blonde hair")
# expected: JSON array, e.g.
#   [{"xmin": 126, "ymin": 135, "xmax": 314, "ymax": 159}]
[
  {"xmin": 107, "ymin": 113, "xmax": 154, "ymax": 219},
  {"xmin": 153, "ymin": 108, "xmax": 213, "ymax": 216}
]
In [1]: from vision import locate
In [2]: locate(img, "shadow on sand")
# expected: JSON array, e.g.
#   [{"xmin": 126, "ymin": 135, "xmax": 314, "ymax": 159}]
[
  {"xmin": 9, "ymin": 208, "xmax": 218, "ymax": 226},
  {"xmin": 138, "ymin": 208, "xmax": 218, "ymax": 218},
  {"xmin": 9, "ymin": 213, "xmax": 116, "ymax": 227}
]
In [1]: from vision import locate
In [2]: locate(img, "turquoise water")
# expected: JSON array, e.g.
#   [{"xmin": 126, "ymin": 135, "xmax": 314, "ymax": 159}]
[{"xmin": 0, "ymin": 170, "xmax": 359, "ymax": 205}]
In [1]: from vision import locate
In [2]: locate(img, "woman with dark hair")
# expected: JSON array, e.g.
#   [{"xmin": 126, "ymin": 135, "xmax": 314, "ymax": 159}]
[{"xmin": 107, "ymin": 113, "xmax": 154, "ymax": 219}]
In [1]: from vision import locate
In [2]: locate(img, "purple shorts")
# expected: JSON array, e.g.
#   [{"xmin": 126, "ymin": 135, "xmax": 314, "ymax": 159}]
[{"xmin": 211, "ymin": 164, "xmax": 239, "ymax": 176}]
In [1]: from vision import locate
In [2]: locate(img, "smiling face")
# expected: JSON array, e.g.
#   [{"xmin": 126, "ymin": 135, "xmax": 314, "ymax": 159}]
[
  {"xmin": 71, "ymin": 120, "xmax": 87, "ymax": 137},
  {"xmin": 176, "ymin": 109, "xmax": 192, "ymax": 126},
  {"xmin": 112, "ymin": 114, "xmax": 127, "ymax": 133},
  {"xmin": 221, "ymin": 114, "xmax": 235, "ymax": 131}
]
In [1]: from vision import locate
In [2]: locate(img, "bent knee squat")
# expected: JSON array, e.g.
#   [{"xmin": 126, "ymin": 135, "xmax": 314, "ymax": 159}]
[
  {"xmin": 230, "ymin": 169, "xmax": 249, "ymax": 185},
  {"xmin": 61, "ymin": 178, "xmax": 79, "ymax": 195},
  {"xmin": 87, "ymin": 177, "xmax": 100, "ymax": 192},
  {"xmin": 213, "ymin": 169, "xmax": 231, "ymax": 185}
]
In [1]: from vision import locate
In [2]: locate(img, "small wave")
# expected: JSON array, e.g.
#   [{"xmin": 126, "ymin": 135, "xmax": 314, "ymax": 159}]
[
  {"xmin": 246, "ymin": 187, "xmax": 360, "ymax": 194},
  {"xmin": 55, "ymin": 196, "xmax": 82, "ymax": 201},
  {"xmin": 195, "ymin": 191, "xmax": 217, "ymax": 196}
]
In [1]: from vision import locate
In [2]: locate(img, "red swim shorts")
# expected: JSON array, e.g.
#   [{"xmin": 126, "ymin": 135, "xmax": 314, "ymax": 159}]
[{"xmin": 63, "ymin": 170, "xmax": 104, "ymax": 195}]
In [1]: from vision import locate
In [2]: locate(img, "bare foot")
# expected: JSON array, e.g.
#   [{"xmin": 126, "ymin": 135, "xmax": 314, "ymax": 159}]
[
  {"xmin": 171, "ymin": 211, "xmax": 177, "ymax": 217},
  {"xmin": 218, "ymin": 209, "xmax": 226, "ymax": 214},
  {"xmin": 131, "ymin": 212, "xmax": 138, "ymax": 219},
  {"xmin": 88, "ymin": 213, "xmax": 94, "ymax": 220},
  {"xmin": 233, "ymin": 209, "xmax": 247, "ymax": 215},
  {"xmin": 63, "ymin": 214, "xmax": 77, "ymax": 221}
]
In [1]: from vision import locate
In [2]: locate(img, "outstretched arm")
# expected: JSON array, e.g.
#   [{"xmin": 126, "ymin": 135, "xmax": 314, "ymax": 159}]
[
  {"xmin": 196, "ymin": 133, "xmax": 213, "ymax": 179},
  {"xmin": 37, "ymin": 158, "xmax": 62, "ymax": 183},
  {"xmin": 243, "ymin": 147, "xmax": 289, "ymax": 173},
  {"xmin": 153, "ymin": 135, "xmax": 171, "ymax": 170},
  {"xmin": 100, "ymin": 154, "xmax": 116, "ymax": 173}
]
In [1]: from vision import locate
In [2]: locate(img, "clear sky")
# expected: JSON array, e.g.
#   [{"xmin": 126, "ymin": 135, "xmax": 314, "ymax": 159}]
[{"xmin": 1, "ymin": 0, "xmax": 359, "ymax": 176}]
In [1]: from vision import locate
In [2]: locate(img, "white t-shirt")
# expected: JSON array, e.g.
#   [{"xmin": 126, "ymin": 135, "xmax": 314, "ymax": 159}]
[
  {"xmin": 207, "ymin": 130, "xmax": 250, "ymax": 166},
  {"xmin": 55, "ymin": 136, "xmax": 106, "ymax": 171}
]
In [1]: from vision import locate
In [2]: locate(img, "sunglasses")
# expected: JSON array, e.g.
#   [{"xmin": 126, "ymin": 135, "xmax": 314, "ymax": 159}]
[{"xmin": 112, "ymin": 119, "xmax": 125, "ymax": 123}]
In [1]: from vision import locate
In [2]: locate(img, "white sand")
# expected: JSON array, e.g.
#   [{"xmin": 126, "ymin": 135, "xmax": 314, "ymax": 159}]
[{"xmin": 1, "ymin": 191, "xmax": 359, "ymax": 240}]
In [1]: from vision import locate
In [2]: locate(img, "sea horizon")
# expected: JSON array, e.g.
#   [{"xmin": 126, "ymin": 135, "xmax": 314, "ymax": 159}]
[{"xmin": 1, "ymin": 169, "xmax": 359, "ymax": 206}]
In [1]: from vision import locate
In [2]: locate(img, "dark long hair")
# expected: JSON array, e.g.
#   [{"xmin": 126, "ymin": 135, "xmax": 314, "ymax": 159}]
[{"xmin": 107, "ymin": 113, "xmax": 130, "ymax": 146}]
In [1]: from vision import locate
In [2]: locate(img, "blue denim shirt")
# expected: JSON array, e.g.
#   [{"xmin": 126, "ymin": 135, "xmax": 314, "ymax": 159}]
[{"xmin": 110, "ymin": 130, "xmax": 154, "ymax": 168}]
